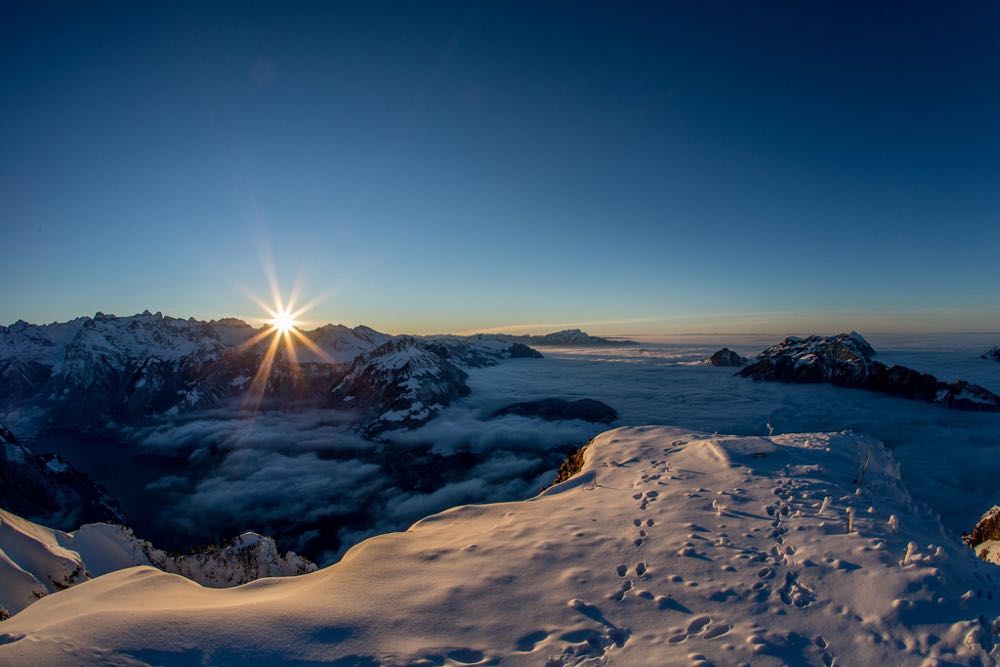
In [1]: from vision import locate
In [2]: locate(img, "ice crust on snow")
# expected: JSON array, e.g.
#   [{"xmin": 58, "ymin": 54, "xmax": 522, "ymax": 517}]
[{"xmin": 0, "ymin": 426, "xmax": 997, "ymax": 665}]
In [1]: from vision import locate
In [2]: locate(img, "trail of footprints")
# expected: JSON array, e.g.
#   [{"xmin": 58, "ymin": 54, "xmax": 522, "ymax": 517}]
[{"xmin": 603, "ymin": 442, "xmax": 836, "ymax": 666}]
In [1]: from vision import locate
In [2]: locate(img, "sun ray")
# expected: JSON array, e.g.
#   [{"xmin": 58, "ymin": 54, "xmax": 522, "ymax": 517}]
[
  {"xmin": 289, "ymin": 327, "xmax": 335, "ymax": 364},
  {"xmin": 239, "ymin": 264, "xmax": 333, "ymax": 415},
  {"xmin": 235, "ymin": 326, "xmax": 279, "ymax": 354},
  {"xmin": 282, "ymin": 329, "xmax": 301, "ymax": 370},
  {"xmin": 244, "ymin": 328, "xmax": 283, "ymax": 414}
]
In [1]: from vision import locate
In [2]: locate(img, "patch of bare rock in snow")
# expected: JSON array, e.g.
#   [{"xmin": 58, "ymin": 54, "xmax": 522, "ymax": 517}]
[
  {"xmin": 0, "ymin": 426, "xmax": 998, "ymax": 666},
  {"xmin": 965, "ymin": 507, "xmax": 1000, "ymax": 566}
]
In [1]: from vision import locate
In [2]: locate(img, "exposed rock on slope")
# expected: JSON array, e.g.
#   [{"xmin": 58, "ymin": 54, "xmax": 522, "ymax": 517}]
[
  {"xmin": 964, "ymin": 506, "xmax": 1000, "ymax": 565},
  {"xmin": 491, "ymin": 398, "xmax": 618, "ymax": 423},
  {"xmin": 707, "ymin": 347, "xmax": 748, "ymax": 367},
  {"xmin": 983, "ymin": 347, "xmax": 1000, "ymax": 362},
  {"xmin": 0, "ymin": 508, "xmax": 316, "ymax": 619},
  {"xmin": 2, "ymin": 426, "xmax": 997, "ymax": 665},
  {"xmin": 0, "ymin": 424, "xmax": 124, "ymax": 530},
  {"xmin": 740, "ymin": 332, "xmax": 1000, "ymax": 411},
  {"xmin": 331, "ymin": 336, "xmax": 543, "ymax": 434}
]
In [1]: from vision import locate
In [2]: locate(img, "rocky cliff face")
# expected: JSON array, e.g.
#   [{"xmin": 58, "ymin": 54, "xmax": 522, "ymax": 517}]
[
  {"xmin": 0, "ymin": 424, "xmax": 125, "ymax": 530},
  {"xmin": 739, "ymin": 333, "xmax": 1000, "ymax": 411}
]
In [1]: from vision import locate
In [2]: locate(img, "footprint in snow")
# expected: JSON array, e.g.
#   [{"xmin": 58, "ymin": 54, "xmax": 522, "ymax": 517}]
[{"xmin": 514, "ymin": 630, "xmax": 549, "ymax": 652}]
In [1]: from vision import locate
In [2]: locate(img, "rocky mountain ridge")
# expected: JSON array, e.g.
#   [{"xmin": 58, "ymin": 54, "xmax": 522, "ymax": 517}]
[
  {"xmin": 739, "ymin": 332, "xmax": 1000, "ymax": 411},
  {"xmin": 0, "ymin": 312, "xmax": 542, "ymax": 429},
  {"xmin": 494, "ymin": 328, "xmax": 639, "ymax": 346}
]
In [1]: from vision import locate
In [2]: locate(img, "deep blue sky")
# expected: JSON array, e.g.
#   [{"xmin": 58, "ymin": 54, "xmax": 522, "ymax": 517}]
[{"xmin": 3, "ymin": 1, "xmax": 999, "ymax": 334}]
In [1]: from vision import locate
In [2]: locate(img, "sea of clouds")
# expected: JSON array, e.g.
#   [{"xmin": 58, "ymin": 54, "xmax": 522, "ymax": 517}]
[{"xmin": 24, "ymin": 333, "xmax": 1000, "ymax": 564}]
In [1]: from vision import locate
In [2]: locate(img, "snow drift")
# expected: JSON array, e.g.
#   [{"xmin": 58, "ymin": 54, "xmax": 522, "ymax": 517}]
[
  {"xmin": 0, "ymin": 509, "xmax": 315, "ymax": 620},
  {"xmin": 0, "ymin": 425, "xmax": 997, "ymax": 665}
]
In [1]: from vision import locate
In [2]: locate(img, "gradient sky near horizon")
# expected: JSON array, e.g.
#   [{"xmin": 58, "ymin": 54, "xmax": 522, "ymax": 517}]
[{"xmin": 2, "ymin": 1, "xmax": 999, "ymax": 335}]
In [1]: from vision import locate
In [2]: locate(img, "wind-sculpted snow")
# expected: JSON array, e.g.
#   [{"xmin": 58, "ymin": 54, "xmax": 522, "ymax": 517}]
[
  {"xmin": 1, "ymin": 426, "xmax": 997, "ymax": 665},
  {"xmin": 0, "ymin": 508, "xmax": 316, "ymax": 619},
  {"xmin": 740, "ymin": 332, "xmax": 1000, "ymax": 411}
]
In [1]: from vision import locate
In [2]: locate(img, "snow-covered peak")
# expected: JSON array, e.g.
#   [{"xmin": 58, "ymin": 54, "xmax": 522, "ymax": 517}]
[
  {"xmin": 2, "ymin": 425, "xmax": 997, "ymax": 664},
  {"xmin": 983, "ymin": 346, "xmax": 1000, "ymax": 362},
  {"xmin": 297, "ymin": 324, "xmax": 391, "ymax": 364},
  {"xmin": 758, "ymin": 331, "xmax": 877, "ymax": 364}
]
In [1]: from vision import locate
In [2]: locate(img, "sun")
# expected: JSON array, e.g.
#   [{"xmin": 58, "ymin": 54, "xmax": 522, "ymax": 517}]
[
  {"xmin": 271, "ymin": 309, "xmax": 297, "ymax": 334},
  {"xmin": 236, "ymin": 261, "xmax": 333, "ymax": 414}
]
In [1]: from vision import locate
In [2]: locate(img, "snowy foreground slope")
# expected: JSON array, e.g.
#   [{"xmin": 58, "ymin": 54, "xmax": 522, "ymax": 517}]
[
  {"xmin": 0, "ymin": 509, "xmax": 315, "ymax": 619},
  {"xmin": 1, "ymin": 426, "xmax": 998, "ymax": 666}
]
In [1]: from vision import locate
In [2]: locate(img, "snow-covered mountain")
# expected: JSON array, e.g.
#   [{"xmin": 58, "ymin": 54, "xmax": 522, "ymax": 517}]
[
  {"xmin": 496, "ymin": 328, "xmax": 639, "ymax": 346},
  {"xmin": 0, "ymin": 313, "xmax": 540, "ymax": 429},
  {"xmin": 0, "ymin": 508, "xmax": 316, "ymax": 619},
  {"xmin": 1, "ymin": 425, "xmax": 996, "ymax": 665},
  {"xmin": 332, "ymin": 335, "xmax": 544, "ymax": 434},
  {"xmin": 0, "ymin": 312, "xmax": 356, "ymax": 422},
  {"xmin": 0, "ymin": 424, "xmax": 123, "ymax": 530},
  {"xmin": 983, "ymin": 346, "xmax": 1000, "ymax": 362},
  {"xmin": 740, "ymin": 332, "xmax": 1000, "ymax": 411}
]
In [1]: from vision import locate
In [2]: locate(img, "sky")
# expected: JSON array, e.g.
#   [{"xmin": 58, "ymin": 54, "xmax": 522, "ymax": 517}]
[{"xmin": 2, "ymin": 1, "xmax": 999, "ymax": 335}]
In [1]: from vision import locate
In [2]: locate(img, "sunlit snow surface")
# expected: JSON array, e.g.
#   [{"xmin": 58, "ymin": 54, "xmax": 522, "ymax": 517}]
[
  {"xmin": 402, "ymin": 333, "xmax": 1000, "ymax": 536},
  {"xmin": 1, "ymin": 426, "xmax": 998, "ymax": 665}
]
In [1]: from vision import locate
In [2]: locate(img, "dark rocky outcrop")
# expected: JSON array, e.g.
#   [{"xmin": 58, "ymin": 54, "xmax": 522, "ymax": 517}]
[
  {"xmin": 491, "ymin": 398, "xmax": 618, "ymax": 423},
  {"xmin": 541, "ymin": 440, "xmax": 593, "ymax": 491},
  {"xmin": 739, "ymin": 332, "xmax": 1000, "ymax": 412},
  {"xmin": 983, "ymin": 346, "xmax": 1000, "ymax": 362},
  {"xmin": 0, "ymin": 423, "xmax": 125, "ymax": 530},
  {"xmin": 963, "ymin": 506, "xmax": 1000, "ymax": 564},
  {"xmin": 707, "ymin": 348, "xmax": 748, "ymax": 367},
  {"xmin": 509, "ymin": 342, "xmax": 544, "ymax": 358}
]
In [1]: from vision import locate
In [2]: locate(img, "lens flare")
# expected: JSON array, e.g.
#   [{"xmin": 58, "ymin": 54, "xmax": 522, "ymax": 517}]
[
  {"xmin": 238, "ymin": 264, "xmax": 332, "ymax": 415},
  {"xmin": 272, "ymin": 309, "xmax": 297, "ymax": 333}
]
